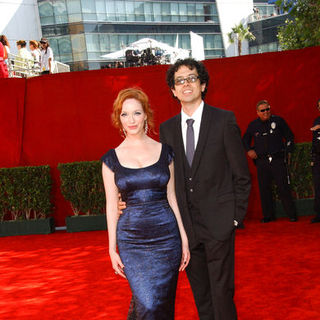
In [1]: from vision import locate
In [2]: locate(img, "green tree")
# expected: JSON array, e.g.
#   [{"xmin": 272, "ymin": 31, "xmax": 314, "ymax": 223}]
[
  {"xmin": 276, "ymin": 0, "xmax": 320, "ymax": 50},
  {"xmin": 228, "ymin": 23, "xmax": 256, "ymax": 56}
]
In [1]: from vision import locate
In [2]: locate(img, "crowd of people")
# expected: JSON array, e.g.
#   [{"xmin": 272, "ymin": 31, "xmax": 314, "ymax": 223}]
[
  {"xmin": 101, "ymin": 47, "xmax": 172, "ymax": 69},
  {"xmin": 0, "ymin": 35, "xmax": 54, "ymax": 78}
]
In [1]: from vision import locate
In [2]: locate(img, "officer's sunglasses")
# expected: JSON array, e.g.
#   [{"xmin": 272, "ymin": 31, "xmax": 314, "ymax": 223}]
[{"xmin": 259, "ymin": 107, "xmax": 270, "ymax": 113}]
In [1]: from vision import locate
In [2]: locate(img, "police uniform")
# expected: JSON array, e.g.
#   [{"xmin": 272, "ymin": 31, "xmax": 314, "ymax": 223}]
[
  {"xmin": 311, "ymin": 116, "xmax": 320, "ymax": 222},
  {"xmin": 243, "ymin": 115, "xmax": 297, "ymax": 221}
]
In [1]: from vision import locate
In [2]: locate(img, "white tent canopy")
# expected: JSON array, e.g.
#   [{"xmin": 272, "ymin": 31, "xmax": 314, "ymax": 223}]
[{"xmin": 101, "ymin": 37, "xmax": 189, "ymax": 62}]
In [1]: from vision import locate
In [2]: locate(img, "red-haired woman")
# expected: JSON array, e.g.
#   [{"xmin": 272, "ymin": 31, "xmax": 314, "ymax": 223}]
[
  {"xmin": 101, "ymin": 88, "xmax": 190, "ymax": 319},
  {"xmin": 29, "ymin": 40, "xmax": 41, "ymax": 68}
]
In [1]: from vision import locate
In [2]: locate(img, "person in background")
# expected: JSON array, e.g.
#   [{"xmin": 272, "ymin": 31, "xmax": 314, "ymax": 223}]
[
  {"xmin": 0, "ymin": 41, "xmax": 9, "ymax": 78},
  {"xmin": 310, "ymin": 99, "xmax": 320, "ymax": 223},
  {"xmin": 40, "ymin": 38, "xmax": 53, "ymax": 75},
  {"xmin": 15, "ymin": 40, "xmax": 33, "ymax": 74},
  {"xmin": 29, "ymin": 40, "xmax": 41, "ymax": 69},
  {"xmin": 243, "ymin": 100, "xmax": 297, "ymax": 223},
  {"xmin": 0, "ymin": 35, "xmax": 10, "ymax": 65}
]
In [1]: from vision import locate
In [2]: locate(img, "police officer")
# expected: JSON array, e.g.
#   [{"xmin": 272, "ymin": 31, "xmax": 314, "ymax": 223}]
[
  {"xmin": 310, "ymin": 99, "xmax": 320, "ymax": 223},
  {"xmin": 243, "ymin": 100, "xmax": 297, "ymax": 222}
]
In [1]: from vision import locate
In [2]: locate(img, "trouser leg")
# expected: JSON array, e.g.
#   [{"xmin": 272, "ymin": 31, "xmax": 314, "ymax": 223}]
[
  {"xmin": 205, "ymin": 232, "xmax": 237, "ymax": 320},
  {"xmin": 272, "ymin": 159, "xmax": 296, "ymax": 219},
  {"xmin": 186, "ymin": 234, "xmax": 237, "ymax": 320},
  {"xmin": 186, "ymin": 243, "xmax": 215, "ymax": 320},
  {"xmin": 313, "ymin": 164, "xmax": 320, "ymax": 215},
  {"xmin": 257, "ymin": 160, "xmax": 275, "ymax": 218}
]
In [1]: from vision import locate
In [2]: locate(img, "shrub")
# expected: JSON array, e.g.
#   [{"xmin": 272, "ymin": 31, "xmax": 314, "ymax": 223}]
[
  {"xmin": 0, "ymin": 165, "xmax": 53, "ymax": 221},
  {"xmin": 58, "ymin": 161, "xmax": 105, "ymax": 216},
  {"xmin": 273, "ymin": 142, "xmax": 313, "ymax": 200},
  {"xmin": 289, "ymin": 142, "xmax": 313, "ymax": 199}
]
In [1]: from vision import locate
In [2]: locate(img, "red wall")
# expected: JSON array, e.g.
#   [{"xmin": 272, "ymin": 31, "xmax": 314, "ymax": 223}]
[{"xmin": 1, "ymin": 46, "xmax": 320, "ymax": 226}]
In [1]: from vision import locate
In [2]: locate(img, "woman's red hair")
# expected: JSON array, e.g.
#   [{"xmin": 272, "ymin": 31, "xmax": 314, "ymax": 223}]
[{"xmin": 112, "ymin": 88, "xmax": 155, "ymax": 135}]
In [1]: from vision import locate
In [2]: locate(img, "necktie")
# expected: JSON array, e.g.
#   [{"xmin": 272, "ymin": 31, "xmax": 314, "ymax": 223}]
[{"xmin": 186, "ymin": 119, "xmax": 195, "ymax": 166}]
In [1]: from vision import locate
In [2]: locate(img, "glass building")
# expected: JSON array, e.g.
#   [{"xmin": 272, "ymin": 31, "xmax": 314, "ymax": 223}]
[
  {"xmin": 248, "ymin": 14, "xmax": 288, "ymax": 54},
  {"xmin": 247, "ymin": 0, "xmax": 287, "ymax": 54},
  {"xmin": 37, "ymin": 0, "xmax": 224, "ymax": 71}
]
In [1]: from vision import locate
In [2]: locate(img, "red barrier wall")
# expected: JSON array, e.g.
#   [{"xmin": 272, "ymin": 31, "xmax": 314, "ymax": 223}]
[{"xmin": 1, "ymin": 46, "xmax": 320, "ymax": 226}]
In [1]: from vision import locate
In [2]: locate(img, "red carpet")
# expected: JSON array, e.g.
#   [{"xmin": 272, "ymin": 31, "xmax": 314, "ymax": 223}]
[{"xmin": 1, "ymin": 216, "xmax": 320, "ymax": 320}]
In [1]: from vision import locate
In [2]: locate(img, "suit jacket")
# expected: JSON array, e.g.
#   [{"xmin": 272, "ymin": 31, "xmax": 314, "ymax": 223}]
[{"xmin": 160, "ymin": 104, "xmax": 251, "ymax": 242}]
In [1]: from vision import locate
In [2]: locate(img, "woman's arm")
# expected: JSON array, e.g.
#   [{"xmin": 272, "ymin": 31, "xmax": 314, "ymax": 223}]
[
  {"xmin": 167, "ymin": 161, "xmax": 190, "ymax": 271},
  {"xmin": 102, "ymin": 163, "xmax": 126, "ymax": 278}
]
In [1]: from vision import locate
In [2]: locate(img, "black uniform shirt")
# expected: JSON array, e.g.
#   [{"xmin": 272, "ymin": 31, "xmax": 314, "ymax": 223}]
[
  {"xmin": 312, "ymin": 116, "xmax": 320, "ymax": 157},
  {"xmin": 242, "ymin": 115, "xmax": 294, "ymax": 157}
]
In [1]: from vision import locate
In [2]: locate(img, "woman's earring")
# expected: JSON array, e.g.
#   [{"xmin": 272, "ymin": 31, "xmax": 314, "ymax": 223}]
[
  {"xmin": 144, "ymin": 120, "xmax": 148, "ymax": 134},
  {"xmin": 122, "ymin": 128, "xmax": 127, "ymax": 137}
]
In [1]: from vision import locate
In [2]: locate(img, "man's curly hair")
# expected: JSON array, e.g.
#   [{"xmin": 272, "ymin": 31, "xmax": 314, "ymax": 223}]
[{"xmin": 166, "ymin": 58, "xmax": 209, "ymax": 100}]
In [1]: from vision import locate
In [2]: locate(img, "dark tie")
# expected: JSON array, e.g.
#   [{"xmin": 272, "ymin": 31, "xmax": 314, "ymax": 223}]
[{"xmin": 186, "ymin": 119, "xmax": 195, "ymax": 166}]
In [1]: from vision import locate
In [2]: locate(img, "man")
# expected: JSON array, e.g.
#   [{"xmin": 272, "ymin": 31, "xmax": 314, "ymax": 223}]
[
  {"xmin": 242, "ymin": 100, "xmax": 297, "ymax": 223},
  {"xmin": 310, "ymin": 99, "xmax": 320, "ymax": 223},
  {"xmin": 160, "ymin": 58, "xmax": 251, "ymax": 320}
]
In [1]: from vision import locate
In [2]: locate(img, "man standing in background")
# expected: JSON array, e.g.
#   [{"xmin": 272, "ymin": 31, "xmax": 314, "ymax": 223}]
[
  {"xmin": 242, "ymin": 100, "xmax": 297, "ymax": 223},
  {"xmin": 310, "ymin": 99, "xmax": 320, "ymax": 223}
]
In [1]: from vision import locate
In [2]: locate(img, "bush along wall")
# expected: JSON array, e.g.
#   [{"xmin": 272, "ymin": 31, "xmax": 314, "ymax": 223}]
[
  {"xmin": 58, "ymin": 161, "xmax": 105, "ymax": 216},
  {"xmin": 0, "ymin": 165, "xmax": 53, "ymax": 221},
  {"xmin": 272, "ymin": 142, "xmax": 314, "ymax": 217},
  {"xmin": 273, "ymin": 142, "xmax": 313, "ymax": 201},
  {"xmin": 289, "ymin": 142, "xmax": 313, "ymax": 199}
]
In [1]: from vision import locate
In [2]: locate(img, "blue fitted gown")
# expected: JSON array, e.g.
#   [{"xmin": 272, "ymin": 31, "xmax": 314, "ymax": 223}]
[{"xmin": 101, "ymin": 143, "xmax": 182, "ymax": 320}]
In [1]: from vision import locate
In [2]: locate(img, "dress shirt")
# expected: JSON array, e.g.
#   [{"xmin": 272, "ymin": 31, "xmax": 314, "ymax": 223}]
[{"xmin": 181, "ymin": 101, "xmax": 204, "ymax": 152}]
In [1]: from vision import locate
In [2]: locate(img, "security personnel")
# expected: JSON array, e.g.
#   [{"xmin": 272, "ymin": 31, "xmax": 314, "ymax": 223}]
[
  {"xmin": 310, "ymin": 99, "xmax": 320, "ymax": 223},
  {"xmin": 243, "ymin": 100, "xmax": 297, "ymax": 222}
]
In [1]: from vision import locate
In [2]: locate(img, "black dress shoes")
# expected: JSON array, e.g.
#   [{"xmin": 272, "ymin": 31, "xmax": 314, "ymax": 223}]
[
  {"xmin": 289, "ymin": 217, "xmax": 298, "ymax": 222},
  {"xmin": 260, "ymin": 217, "xmax": 276, "ymax": 223},
  {"xmin": 310, "ymin": 216, "xmax": 320, "ymax": 223}
]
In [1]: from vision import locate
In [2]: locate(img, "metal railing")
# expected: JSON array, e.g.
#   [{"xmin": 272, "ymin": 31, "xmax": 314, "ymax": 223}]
[{"xmin": 6, "ymin": 53, "xmax": 70, "ymax": 78}]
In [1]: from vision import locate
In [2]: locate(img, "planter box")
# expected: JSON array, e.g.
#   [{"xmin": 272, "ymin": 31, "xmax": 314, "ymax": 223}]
[
  {"xmin": 275, "ymin": 198, "xmax": 314, "ymax": 217},
  {"xmin": 0, "ymin": 217, "xmax": 55, "ymax": 237},
  {"xmin": 65, "ymin": 215, "xmax": 107, "ymax": 233}
]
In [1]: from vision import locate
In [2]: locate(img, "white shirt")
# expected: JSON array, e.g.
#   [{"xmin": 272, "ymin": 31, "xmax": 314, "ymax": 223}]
[
  {"xmin": 181, "ymin": 101, "xmax": 204, "ymax": 152},
  {"xmin": 31, "ymin": 49, "xmax": 41, "ymax": 63},
  {"xmin": 40, "ymin": 47, "xmax": 53, "ymax": 72}
]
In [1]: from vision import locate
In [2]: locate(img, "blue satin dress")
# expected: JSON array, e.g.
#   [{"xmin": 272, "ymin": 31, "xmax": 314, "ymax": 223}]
[{"xmin": 101, "ymin": 143, "xmax": 182, "ymax": 320}]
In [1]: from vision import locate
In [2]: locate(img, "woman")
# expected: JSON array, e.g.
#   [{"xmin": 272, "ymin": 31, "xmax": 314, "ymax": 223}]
[
  {"xmin": 29, "ymin": 40, "xmax": 41, "ymax": 69},
  {"xmin": 40, "ymin": 38, "xmax": 53, "ymax": 74},
  {"xmin": 0, "ymin": 41, "xmax": 8, "ymax": 78},
  {"xmin": 0, "ymin": 35, "xmax": 10, "ymax": 65},
  {"xmin": 101, "ymin": 88, "xmax": 190, "ymax": 319},
  {"xmin": 15, "ymin": 40, "xmax": 33, "ymax": 74}
]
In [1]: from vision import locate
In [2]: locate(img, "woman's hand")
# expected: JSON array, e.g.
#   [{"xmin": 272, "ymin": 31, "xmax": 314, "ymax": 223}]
[
  {"xmin": 179, "ymin": 238, "xmax": 190, "ymax": 271},
  {"xmin": 110, "ymin": 250, "xmax": 126, "ymax": 278}
]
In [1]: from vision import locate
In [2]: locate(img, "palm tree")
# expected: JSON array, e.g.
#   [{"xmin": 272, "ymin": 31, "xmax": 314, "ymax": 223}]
[{"xmin": 228, "ymin": 23, "xmax": 256, "ymax": 56}]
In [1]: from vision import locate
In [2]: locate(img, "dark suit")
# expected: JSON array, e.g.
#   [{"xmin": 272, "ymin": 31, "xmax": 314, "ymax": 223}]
[{"xmin": 160, "ymin": 104, "xmax": 251, "ymax": 320}]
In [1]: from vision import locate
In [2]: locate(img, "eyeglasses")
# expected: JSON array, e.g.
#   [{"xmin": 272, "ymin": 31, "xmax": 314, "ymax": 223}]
[
  {"xmin": 174, "ymin": 75, "xmax": 199, "ymax": 86},
  {"xmin": 259, "ymin": 107, "xmax": 270, "ymax": 113}
]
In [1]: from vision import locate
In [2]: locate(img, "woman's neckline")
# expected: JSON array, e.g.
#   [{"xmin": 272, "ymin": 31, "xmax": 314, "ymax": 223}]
[{"xmin": 114, "ymin": 143, "xmax": 163, "ymax": 170}]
